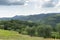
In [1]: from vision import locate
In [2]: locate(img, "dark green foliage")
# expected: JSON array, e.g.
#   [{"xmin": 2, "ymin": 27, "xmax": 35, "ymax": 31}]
[
  {"xmin": 0, "ymin": 20, "xmax": 59, "ymax": 39},
  {"xmin": 37, "ymin": 25, "xmax": 52, "ymax": 38},
  {"xmin": 55, "ymin": 23, "xmax": 60, "ymax": 35},
  {"xmin": 27, "ymin": 27, "xmax": 35, "ymax": 36},
  {"xmin": 0, "ymin": 20, "xmax": 38, "ymax": 35}
]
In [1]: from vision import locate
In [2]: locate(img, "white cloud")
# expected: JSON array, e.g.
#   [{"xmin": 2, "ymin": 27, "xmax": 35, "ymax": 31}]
[
  {"xmin": 25, "ymin": 0, "xmax": 59, "ymax": 8},
  {"xmin": 55, "ymin": 1, "xmax": 60, "ymax": 7},
  {"xmin": 44, "ymin": 0, "xmax": 51, "ymax": 2}
]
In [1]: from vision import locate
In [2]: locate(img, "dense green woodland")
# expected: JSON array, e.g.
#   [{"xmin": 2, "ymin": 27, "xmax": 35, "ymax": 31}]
[{"xmin": 0, "ymin": 13, "xmax": 60, "ymax": 39}]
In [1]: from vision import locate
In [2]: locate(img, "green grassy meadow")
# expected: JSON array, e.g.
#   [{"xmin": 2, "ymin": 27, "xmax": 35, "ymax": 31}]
[{"xmin": 0, "ymin": 29, "xmax": 59, "ymax": 40}]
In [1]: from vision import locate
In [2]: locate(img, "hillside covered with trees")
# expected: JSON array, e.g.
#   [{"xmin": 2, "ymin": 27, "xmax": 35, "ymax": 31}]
[{"xmin": 0, "ymin": 13, "xmax": 60, "ymax": 39}]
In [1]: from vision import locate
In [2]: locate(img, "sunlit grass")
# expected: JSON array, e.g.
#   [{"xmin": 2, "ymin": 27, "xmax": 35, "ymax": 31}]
[{"xmin": 0, "ymin": 29, "xmax": 59, "ymax": 40}]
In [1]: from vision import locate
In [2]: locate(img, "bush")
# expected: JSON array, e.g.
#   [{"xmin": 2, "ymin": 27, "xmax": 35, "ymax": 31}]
[{"xmin": 51, "ymin": 32, "xmax": 60, "ymax": 39}]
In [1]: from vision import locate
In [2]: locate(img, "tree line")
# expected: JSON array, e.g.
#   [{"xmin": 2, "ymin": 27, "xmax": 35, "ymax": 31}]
[{"xmin": 0, "ymin": 20, "xmax": 60, "ymax": 39}]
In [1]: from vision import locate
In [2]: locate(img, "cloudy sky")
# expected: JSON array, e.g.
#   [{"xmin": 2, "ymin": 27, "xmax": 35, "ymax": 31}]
[{"xmin": 0, "ymin": 0, "xmax": 60, "ymax": 17}]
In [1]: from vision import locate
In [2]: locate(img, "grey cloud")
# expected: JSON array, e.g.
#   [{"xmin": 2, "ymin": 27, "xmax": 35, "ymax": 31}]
[
  {"xmin": 42, "ymin": 0, "xmax": 58, "ymax": 8},
  {"xmin": 42, "ymin": 2, "xmax": 55, "ymax": 8},
  {"xmin": 0, "ymin": 0, "xmax": 25, "ymax": 5},
  {"xmin": 0, "ymin": 0, "xmax": 8, "ymax": 5}
]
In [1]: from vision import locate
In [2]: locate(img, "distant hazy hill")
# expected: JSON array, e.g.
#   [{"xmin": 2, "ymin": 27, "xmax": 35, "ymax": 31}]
[
  {"xmin": 0, "ymin": 13, "xmax": 60, "ymax": 22},
  {"xmin": 12, "ymin": 13, "xmax": 59, "ymax": 22}
]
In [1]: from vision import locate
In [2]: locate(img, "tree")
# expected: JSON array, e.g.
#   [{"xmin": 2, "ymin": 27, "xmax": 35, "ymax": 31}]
[
  {"xmin": 56, "ymin": 23, "xmax": 60, "ymax": 34},
  {"xmin": 37, "ymin": 25, "xmax": 52, "ymax": 38},
  {"xmin": 27, "ymin": 27, "xmax": 35, "ymax": 36}
]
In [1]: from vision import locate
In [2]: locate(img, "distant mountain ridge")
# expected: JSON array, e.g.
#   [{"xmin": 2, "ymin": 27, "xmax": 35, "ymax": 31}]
[{"xmin": 0, "ymin": 13, "xmax": 60, "ymax": 22}]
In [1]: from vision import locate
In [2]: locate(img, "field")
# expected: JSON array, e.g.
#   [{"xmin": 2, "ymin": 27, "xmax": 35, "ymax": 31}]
[{"xmin": 0, "ymin": 29, "xmax": 59, "ymax": 40}]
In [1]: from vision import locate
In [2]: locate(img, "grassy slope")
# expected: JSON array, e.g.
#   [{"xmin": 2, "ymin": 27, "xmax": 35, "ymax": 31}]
[{"xmin": 0, "ymin": 29, "xmax": 59, "ymax": 40}]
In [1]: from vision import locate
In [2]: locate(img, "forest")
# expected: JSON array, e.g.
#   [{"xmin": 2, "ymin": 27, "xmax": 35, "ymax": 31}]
[{"xmin": 0, "ymin": 13, "xmax": 60, "ymax": 39}]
